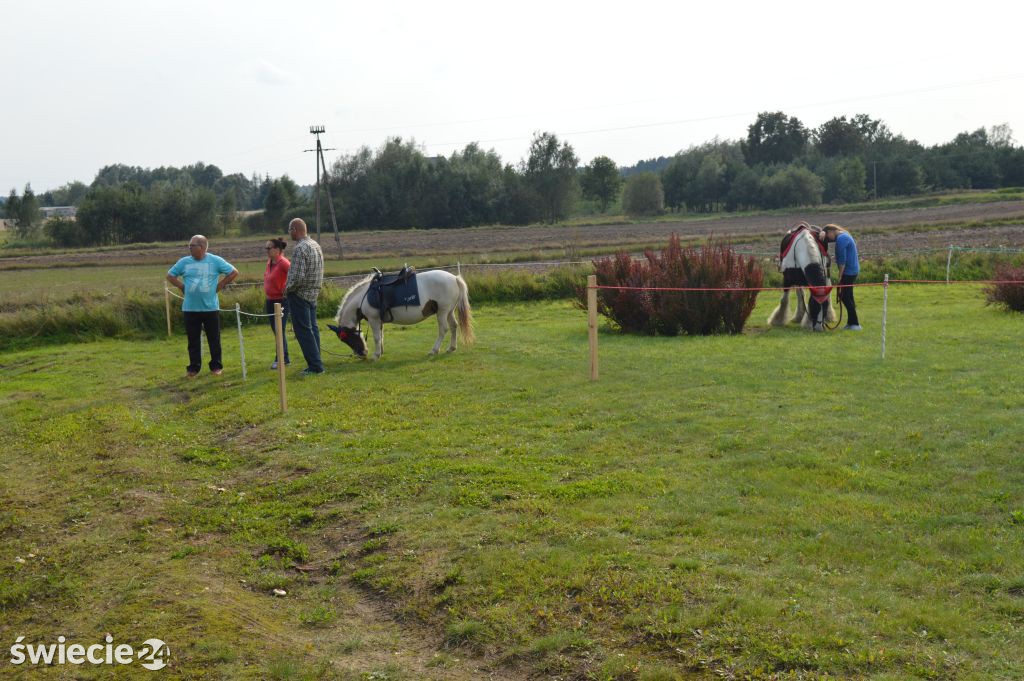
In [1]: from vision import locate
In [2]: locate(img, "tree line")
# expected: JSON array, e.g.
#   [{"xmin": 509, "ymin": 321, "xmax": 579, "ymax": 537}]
[
  {"xmin": 3, "ymin": 165, "xmax": 305, "ymax": 246},
  {"xmin": 324, "ymin": 134, "xmax": 609, "ymax": 230},
  {"xmin": 4, "ymin": 112, "xmax": 1024, "ymax": 247},
  {"xmin": 631, "ymin": 114, "xmax": 1024, "ymax": 214}
]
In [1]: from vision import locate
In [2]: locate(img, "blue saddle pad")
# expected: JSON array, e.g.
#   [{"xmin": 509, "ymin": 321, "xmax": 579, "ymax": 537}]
[{"xmin": 367, "ymin": 273, "xmax": 420, "ymax": 312}]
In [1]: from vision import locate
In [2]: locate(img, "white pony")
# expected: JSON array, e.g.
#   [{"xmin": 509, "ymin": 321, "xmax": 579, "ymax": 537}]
[
  {"xmin": 329, "ymin": 268, "xmax": 474, "ymax": 360},
  {"xmin": 767, "ymin": 223, "xmax": 836, "ymax": 331}
]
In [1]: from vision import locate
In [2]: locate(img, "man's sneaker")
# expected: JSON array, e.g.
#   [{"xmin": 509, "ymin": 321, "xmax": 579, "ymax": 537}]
[
  {"xmin": 300, "ymin": 368, "xmax": 324, "ymax": 376},
  {"xmin": 212, "ymin": 368, "xmax": 224, "ymax": 376},
  {"xmin": 271, "ymin": 360, "xmax": 291, "ymax": 370},
  {"xmin": 186, "ymin": 370, "xmax": 199, "ymax": 378},
  {"xmin": 844, "ymin": 324, "xmax": 863, "ymax": 331}
]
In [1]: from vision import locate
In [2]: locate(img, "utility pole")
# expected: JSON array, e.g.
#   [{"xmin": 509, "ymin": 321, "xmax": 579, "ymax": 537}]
[
  {"xmin": 305, "ymin": 126, "xmax": 342, "ymax": 255},
  {"xmin": 872, "ymin": 161, "xmax": 878, "ymax": 201}
]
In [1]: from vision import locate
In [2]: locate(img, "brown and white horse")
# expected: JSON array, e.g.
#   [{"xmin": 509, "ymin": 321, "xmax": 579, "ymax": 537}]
[
  {"xmin": 767, "ymin": 224, "xmax": 836, "ymax": 331},
  {"xmin": 329, "ymin": 269, "xmax": 474, "ymax": 360}
]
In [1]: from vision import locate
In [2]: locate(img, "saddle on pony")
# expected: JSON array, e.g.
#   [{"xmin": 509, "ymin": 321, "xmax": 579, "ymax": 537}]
[{"xmin": 367, "ymin": 266, "xmax": 419, "ymax": 323}]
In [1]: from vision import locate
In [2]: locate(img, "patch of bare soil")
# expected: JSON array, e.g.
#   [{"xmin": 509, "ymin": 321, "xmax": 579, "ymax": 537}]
[{"xmin": 6, "ymin": 201, "xmax": 1024, "ymax": 270}]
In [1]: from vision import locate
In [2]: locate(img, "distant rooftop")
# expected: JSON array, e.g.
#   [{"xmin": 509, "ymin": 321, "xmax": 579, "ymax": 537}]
[{"xmin": 41, "ymin": 206, "xmax": 77, "ymax": 218}]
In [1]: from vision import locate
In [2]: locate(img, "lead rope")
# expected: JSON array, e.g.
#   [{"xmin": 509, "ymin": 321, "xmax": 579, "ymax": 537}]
[
  {"xmin": 824, "ymin": 289, "xmax": 844, "ymax": 331},
  {"xmin": 821, "ymin": 242, "xmax": 844, "ymax": 331}
]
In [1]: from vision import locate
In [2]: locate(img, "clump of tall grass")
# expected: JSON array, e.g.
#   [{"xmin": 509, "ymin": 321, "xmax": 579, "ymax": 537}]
[
  {"xmin": 0, "ymin": 269, "xmax": 588, "ymax": 350},
  {"xmin": 0, "ymin": 283, "xmax": 346, "ymax": 352},
  {"xmin": 1, "ymin": 292, "xmax": 160, "ymax": 351},
  {"xmin": 758, "ymin": 251, "xmax": 1024, "ymax": 286},
  {"xmin": 864, "ymin": 251, "xmax": 1024, "ymax": 282},
  {"xmin": 463, "ymin": 265, "xmax": 587, "ymax": 303}
]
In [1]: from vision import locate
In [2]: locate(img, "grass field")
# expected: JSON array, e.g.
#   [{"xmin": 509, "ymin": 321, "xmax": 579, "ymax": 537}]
[{"xmin": 2, "ymin": 283, "xmax": 1023, "ymax": 679}]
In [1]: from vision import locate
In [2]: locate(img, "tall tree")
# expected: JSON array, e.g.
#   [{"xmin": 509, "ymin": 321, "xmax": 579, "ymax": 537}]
[
  {"xmin": 219, "ymin": 191, "xmax": 237, "ymax": 235},
  {"xmin": 263, "ymin": 180, "xmax": 290, "ymax": 229},
  {"xmin": 820, "ymin": 156, "xmax": 868, "ymax": 203},
  {"xmin": 741, "ymin": 112, "xmax": 809, "ymax": 166},
  {"xmin": 661, "ymin": 152, "xmax": 700, "ymax": 212},
  {"xmin": 524, "ymin": 132, "xmax": 579, "ymax": 223},
  {"xmin": 580, "ymin": 156, "xmax": 623, "ymax": 212},
  {"xmin": 868, "ymin": 133, "xmax": 925, "ymax": 196},
  {"xmin": 440, "ymin": 143, "xmax": 506, "ymax": 227},
  {"xmin": 814, "ymin": 116, "xmax": 864, "ymax": 157},
  {"xmin": 39, "ymin": 181, "xmax": 89, "ymax": 207},
  {"xmin": 816, "ymin": 114, "xmax": 890, "ymax": 158},
  {"xmin": 12, "ymin": 184, "xmax": 42, "ymax": 237},
  {"xmin": 760, "ymin": 166, "xmax": 823, "ymax": 208},
  {"xmin": 622, "ymin": 172, "xmax": 664, "ymax": 217},
  {"xmin": 989, "ymin": 123, "xmax": 1015, "ymax": 149},
  {"xmin": 214, "ymin": 173, "xmax": 256, "ymax": 211},
  {"xmin": 4, "ymin": 189, "xmax": 19, "ymax": 221}
]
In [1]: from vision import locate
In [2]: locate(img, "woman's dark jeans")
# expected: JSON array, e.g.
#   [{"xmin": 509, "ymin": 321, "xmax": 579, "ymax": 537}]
[{"xmin": 839, "ymin": 273, "xmax": 860, "ymax": 326}]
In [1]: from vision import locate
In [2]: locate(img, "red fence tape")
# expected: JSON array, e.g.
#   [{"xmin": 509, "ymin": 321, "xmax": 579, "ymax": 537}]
[{"xmin": 592, "ymin": 279, "xmax": 1024, "ymax": 293}]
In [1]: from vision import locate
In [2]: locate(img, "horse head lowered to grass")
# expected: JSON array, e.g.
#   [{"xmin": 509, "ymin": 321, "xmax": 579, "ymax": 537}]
[
  {"xmin": 767, "ymin": 222, "xmax": 836, "ymax": 331},
  {"xmin": 328, "ymin": 267, "xmax": 474, "ymax": 360}
]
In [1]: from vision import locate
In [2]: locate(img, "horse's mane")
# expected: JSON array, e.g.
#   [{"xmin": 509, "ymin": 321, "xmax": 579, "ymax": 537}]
[{"xmin": 335, "ymin": 273, "xmax": 376, "ymax": 324}]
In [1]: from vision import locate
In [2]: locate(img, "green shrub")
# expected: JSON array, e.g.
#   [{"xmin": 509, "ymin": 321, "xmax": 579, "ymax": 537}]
[
  {"xmin": 622, "ymin": 172, "xmax": 665, "ymax": 217},
  {"xmin": 43, "ymin": 217, "xmax": 89, "ymax": 247}
]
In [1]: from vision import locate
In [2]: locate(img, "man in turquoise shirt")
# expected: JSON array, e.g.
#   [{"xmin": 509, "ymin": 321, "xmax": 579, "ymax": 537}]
[{"xmin": 166, "ymin": 235, "xmax": 239, "ymax": 376}]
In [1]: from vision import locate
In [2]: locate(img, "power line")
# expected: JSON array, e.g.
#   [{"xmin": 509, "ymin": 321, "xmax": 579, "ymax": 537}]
[
  {"xmin": 11, "ymin": 74, "xmax": 1024, "ymax": 191},
  {"xmin": 409, "ymin": 74, "xmax": 1024, "ymax": 153}
]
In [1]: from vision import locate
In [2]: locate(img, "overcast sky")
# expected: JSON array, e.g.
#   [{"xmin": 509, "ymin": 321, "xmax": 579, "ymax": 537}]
[{"xmin": 3, "ymin": 0, "xmax": 1023, "ymax": 193}]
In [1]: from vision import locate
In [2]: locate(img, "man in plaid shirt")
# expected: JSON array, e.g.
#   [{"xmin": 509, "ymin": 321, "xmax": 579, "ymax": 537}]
[{"xmin": 285, "ymin": 218, "xmax": 325, "ymax": 374}]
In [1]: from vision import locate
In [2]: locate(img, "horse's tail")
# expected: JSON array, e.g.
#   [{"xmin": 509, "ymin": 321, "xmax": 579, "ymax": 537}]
[{"xmin": 455, "ymin": 275, "xmax": 475, "ymax": 346}]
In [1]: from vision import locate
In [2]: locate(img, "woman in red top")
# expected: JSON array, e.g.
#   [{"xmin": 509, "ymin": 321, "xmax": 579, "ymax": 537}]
[{"xmin": 264, "ymin": 238, "xmax": 291, "ymax": 369}]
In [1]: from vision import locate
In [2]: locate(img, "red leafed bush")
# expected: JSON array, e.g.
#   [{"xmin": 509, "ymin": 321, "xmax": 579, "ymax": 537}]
[
  {"xmin": 588, "ymin": 235, "xmax": 763, "ymax": 336},
  {"xmin": 985, "ymin": 264, "xmax": 1024, "ymax": 312}
]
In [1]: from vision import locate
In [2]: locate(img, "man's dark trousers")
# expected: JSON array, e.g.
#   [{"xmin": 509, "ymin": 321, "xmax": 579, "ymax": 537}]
[
  {"xmin": 287, "ymin": 294, "xmax": 324, "ymax": 373},
  {"xmin": 184, "ymin": 311, "xmax": 222, "ymax": 373}
]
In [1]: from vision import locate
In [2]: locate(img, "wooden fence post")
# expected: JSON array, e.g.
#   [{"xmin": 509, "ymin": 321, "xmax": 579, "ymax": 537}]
[{"xmin": 164, "ymin": 285, "xmax": 172, "ymax": 336}]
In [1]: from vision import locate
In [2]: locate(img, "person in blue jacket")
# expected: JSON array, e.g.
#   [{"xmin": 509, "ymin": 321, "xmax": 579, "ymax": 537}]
[
  {"xmin": 820, "ymin": 224, "xmax": 861, "ymax": 330},
  {"xmin": 166, "ymin": 235, "xmax": 239, "ymax": 376}
]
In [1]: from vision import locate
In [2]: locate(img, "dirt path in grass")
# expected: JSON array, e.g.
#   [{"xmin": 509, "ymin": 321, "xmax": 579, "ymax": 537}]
[
  {"xmin": 5, "ymin": 200, "xmax": 1024, "ymax": 270},
  {"xmin": 187, "ymin": 550, "xmax": 517, "ymax": 680}
]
